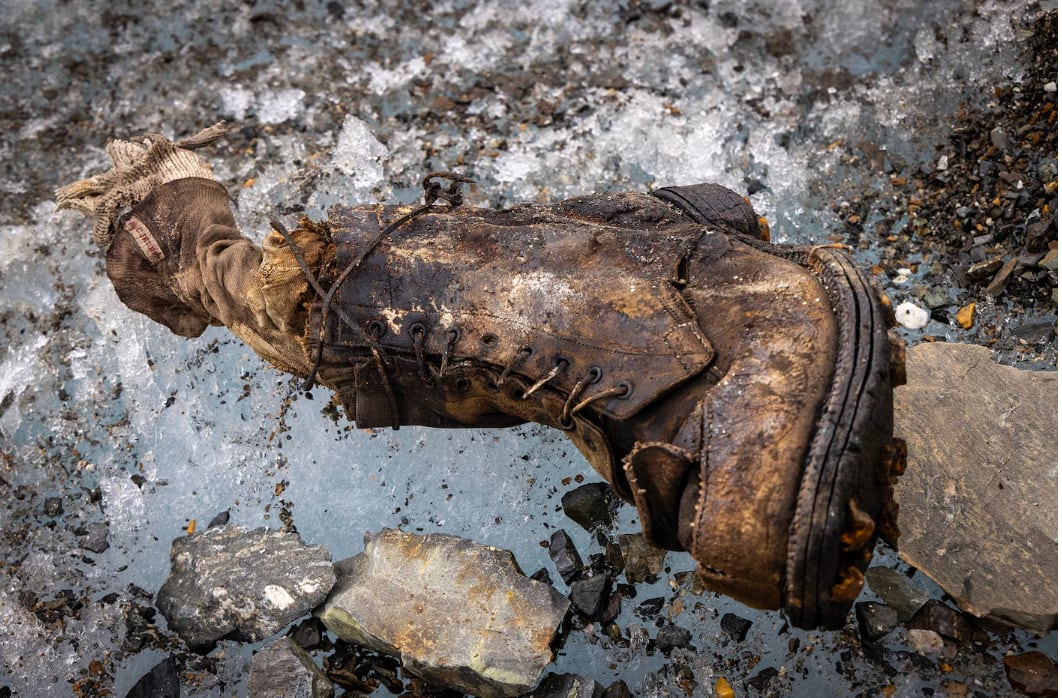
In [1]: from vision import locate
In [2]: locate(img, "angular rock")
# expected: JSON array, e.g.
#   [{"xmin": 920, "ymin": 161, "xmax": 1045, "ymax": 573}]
[
  {"xmin": 246, "ymin": 636, "xmax": 334, "ymax": 698},
  {"xmin": 855, "ymin": 601, "xmax": 899, "ymax": 643},
  {"xmin": 316, "ymin": 529, "xmax": 569, "ymax": 698},
  {"xmin": 525, "ymin": 673, "xmax": 603, "ymax": 698},
  {"xmin": 616, "ymin": 533, "xmax": 667, "ymax": 584},
  {"xmin": 126, "ymin": 657, "xmax": 179, "ymax": 698},
  {"xmin": 602, "ymin": 680, "xmax": 633, "ymax": 698},
  {"xmin": 290, "ymin": 618, "xmax": 324, "ymax": 651},
  {"xmin": 44, "ymin": 497, "xmax": 63, "ymax": 517},
  {"xmin": 1003, "ymin": 651, "xmax": 1057, "ymax": 697},
  {"xmin": 569, "ymin": 574, "xmax": 612, "ymax": 620},
  {"xmin": 78, "ymin": 522, "xmax": 110, "ymax": 554},
  {"xmin": 863, "ymin": 566, "xmax": 930, "ymax": 622},
  {"xmin": 561, "ymin": 483, "xmax": 618, "ymax": 532},
  {"xmin": 720, "ymin": 613, "xmax": 752, "ymax": 643},
  {"xmin": 548, "ymin": 529, "xmax": 584, "ymax": 585},
  {"xmin": 655, "ymin": 624, "xmax": 692, "ymax": 654},
  {"xmin": 156, "ymin": 525, "xmax": 335, "ymax": 650},
  {"xmin": 907, "ymin": 600, "xmax": 975, "ymax": 643},
  {"xmin": 894, "ymin": 342, "xmax": 1058, "ymax": 634}
]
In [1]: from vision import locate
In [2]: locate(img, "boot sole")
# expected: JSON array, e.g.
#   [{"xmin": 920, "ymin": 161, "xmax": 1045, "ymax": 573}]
[{"xmin": 783, "ymin": 246, "xmax": 895, "ymax": 629}]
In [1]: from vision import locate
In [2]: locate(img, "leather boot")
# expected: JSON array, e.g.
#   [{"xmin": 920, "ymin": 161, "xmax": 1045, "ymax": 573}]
[{"xmin": 304, "ymin": 181, "xmax": 903, "ymax": 629}]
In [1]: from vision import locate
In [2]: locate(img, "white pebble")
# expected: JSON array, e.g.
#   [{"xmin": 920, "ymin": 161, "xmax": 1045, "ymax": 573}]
[
  {"xmin": 895, "ymin": 301, "xmax": 930, "ymax": 330},
  {"xmin": 1044, "ymin": 81, "xmax": 1057, "ymax": 93}
]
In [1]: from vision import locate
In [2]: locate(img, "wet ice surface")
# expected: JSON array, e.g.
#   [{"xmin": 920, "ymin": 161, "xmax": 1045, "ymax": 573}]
[{"xmin": 0, "ymin": 0, "xmax": 1057, "ymax": 695}]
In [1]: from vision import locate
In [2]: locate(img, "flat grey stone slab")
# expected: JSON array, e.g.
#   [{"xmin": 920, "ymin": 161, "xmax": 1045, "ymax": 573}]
[
  {"xmin": 894, "ymin": 342, "xmax": 1057, "ymax": 634},
  {"xmin": 156, "ymin": 525, "xmax": 336, "ymax": 650},
  {"xmin": 317, "ymin": 529, "xmax": 570, "ymax": 698}
]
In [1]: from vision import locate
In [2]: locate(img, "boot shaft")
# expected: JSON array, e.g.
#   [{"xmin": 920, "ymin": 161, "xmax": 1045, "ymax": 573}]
[{"xmin": 309, "ymin": 194, "xmax": 717, "ymax": 431}]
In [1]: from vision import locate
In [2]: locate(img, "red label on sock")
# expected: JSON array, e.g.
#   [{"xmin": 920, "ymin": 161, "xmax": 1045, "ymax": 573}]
[{"xmin": 124, "ymin": 216, "xmax": 165, "ymax": 264}]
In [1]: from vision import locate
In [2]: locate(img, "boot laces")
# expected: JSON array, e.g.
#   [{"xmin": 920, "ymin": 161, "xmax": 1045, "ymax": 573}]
[{"xmin": 274, "ymin": 172, "xmax": 474, "ymax": 429}]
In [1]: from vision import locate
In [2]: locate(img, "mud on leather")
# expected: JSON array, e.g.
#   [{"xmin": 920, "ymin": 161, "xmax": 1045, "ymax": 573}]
[{"xmin": 56, "ymin": 123, "xmax": 907, "ymax": 630}]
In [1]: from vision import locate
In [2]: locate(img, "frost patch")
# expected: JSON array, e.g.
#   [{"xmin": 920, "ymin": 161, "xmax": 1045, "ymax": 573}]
[{"xmin": 331, "ymin": 116, "xmax": 388, "ymax": 188}]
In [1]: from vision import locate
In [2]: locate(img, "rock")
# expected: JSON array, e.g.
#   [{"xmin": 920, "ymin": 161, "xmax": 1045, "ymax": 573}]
[
  {"xmin": 634, "ymin": 597, "xmax": 665, "ymax": 621},
  {"xmin": 655, "ymin": 624, "xmax": 692, "ymax": 654},
  {"xmin": 1003, "ymin": 651, "xmax": 1057, "ymax": 697},
  {"xmin": 893, "ymin": 342, "xmax": 1058, "ymax": 634},
  {"xmin": 126, "ymin": 657, "xmax": 179, "ymax": 698},
  {"xmin": 990, "ymin": 125, "xmax": 1012, "ymax": 150},
  {"xmin": 525, "ymin": 673, "xmax": 603, "ymax": 698},
  {"xmin": 44, "ymin": 497, "xmax": 63, "ymax": 517},
  {"xmin": 207, "ymin": 510, "xmax": 230, "ymax": 528},
  {"xmin": 155, "ymin": 525, "xmax": 335, "ymax": 650},
  {"xmin": 616, "ymin": 533, "xmax": 667, "ymax": 584},
  {"xmin": 602, "ymin": 680, "xmax": 632, "ymax": 698},
  {"xmin": 1037, "ymin": 248, "xmax": 1058, "ymax": 271},
  {"xmin": 246, "ymin": 636, "xmax": 334, "ymax": 698},
  {"xmin": 317, "ymin": 529, "xmax": 569, "ymax": 698},
  {"xmin": 906, "ymin": 628, "xmax": 945, "ymax": 657},
  {"xmin": 719, "ymin": 613, "xmax": 752, "ymax": 642},
  {"xmin": 855, "ymin": 601, "xmax": 899, "ymax": 642},
  {"xmin": 923, "ymin": 286, "xmax": 952, "ymax": 309},
  {"xmin": 906, "ymin": 600, "xmax": 975, "ymax": 642},
  {"xmin": 78, "ymin": 522, "xmax": 110, "ymax": 554},
  {"xmin": 569, "ymin": 574, "xmax": 612, "ymax": 620},
  {"xmin": 746, "ymin": 667, "xmax": 778, "ymax": 692},
  {"xmin": 560, "ymin": 483, "xmax": 617, "ymax": 532},
  {"xmin": 894, "ymin": 301, "xmax": 930, "ymax": 329},
  {"xmin": 548, "ymin": 529, "xmax": 584, "ymax": 584},
  {"xmin": 714, "ymin": 677, "xmax": 735, "ymax": 698},
  {"xmin": 863, "ymin": 567, "xmax": 931, "ymax": 622},
  {"xmin": 955, "ymin": 302, "xmax": 975, "ymax": 329},
  {"xmin": 290, "ymin": 618, "xmax": 324, "ymax": 651}
]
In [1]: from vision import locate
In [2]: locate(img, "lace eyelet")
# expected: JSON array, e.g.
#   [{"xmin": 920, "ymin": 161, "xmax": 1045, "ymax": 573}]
[
  {"xmin": 480, "ymin": 333, "xmax": 499, "ymax": 348},
  {"xmin": 367, "ymin": 320, "xmax": 386, "ymax": 338},
  {"xmin": 614, "ymin": 381, "xmax": 633, "ymax": 399},
  {"xmin": 409, "ymin": 322, "xmax": 427, "ymax": 338}
]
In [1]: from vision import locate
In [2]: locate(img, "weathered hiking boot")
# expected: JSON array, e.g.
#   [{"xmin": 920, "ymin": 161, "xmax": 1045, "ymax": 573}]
[
  {"xmin": 57, "ymin": 127, "xmax": 903, "ymax": 628},
  {"xmin": 303, "ymin": 182, "xmax": 903, "ymax": 629}
]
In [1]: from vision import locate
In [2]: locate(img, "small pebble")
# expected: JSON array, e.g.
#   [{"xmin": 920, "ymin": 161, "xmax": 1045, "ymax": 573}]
[
  {"xmin": 1038, "ymin": 248, "xmax": 1057, "ymax": 271},
  {"xmin": 956, "ymin": 303, "xmax": 976, "ymax": 329},
  {"xmin": 895, "ymin": 301, "xmax": 930, "ymax": 330},
  {"xmin": 44, "ymin": 497, "xmax": 63, "ymax": 517},
  {"xmin": 655, "ymin": 624, "xmax": 692, "ymax": 654},
  {"xmin": 720, "ymin": 613, "xmax": 752, "ymax": 642},
  {"xmin": 906, "ymin": 628, "xmax": 944, "ymax": 656},
  {"xmin": 1004, "ymin": 651, "xmax": 1057, "ymax": 697},
  {"xmin": 714, "ymin": 677, "xmax": 735, "ymax": 698}
]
